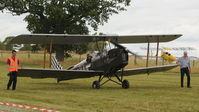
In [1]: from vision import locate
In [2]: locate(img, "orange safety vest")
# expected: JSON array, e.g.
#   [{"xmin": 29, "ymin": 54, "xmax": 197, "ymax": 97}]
[{"xmin": 8, "ymin": 57, "xmax": 18, "ymax": 72}]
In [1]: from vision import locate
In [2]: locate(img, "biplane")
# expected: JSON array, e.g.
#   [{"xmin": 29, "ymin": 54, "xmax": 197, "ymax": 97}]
[
  {"xmin": 161, "ymin": 48, "xmax": 177, "ymax": 62},
  {"xmin": 9, "ymin": 34, "xmax": 182, "ymax": 89},
  {"xmin": 140, "ymin": 47, "xmax": 177, "ymax": 62}
]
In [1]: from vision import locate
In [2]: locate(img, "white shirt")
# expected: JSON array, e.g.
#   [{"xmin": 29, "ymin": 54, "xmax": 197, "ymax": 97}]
[{"xmin": 177, "ymin": 57, "xmax": 190, "ymax": 68}]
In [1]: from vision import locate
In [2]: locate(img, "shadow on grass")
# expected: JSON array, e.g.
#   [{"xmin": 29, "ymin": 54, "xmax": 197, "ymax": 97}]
[
  {"xmin": 24, "ymin": 82, "xmax": 180, "ymax": 91},
  {"xmin": 132, "ymin": 86, "xmax": 180, "ymax": 90},
  {"xmin": 26, "ymin": 82, "xmax": 92, "ymax": 90}
]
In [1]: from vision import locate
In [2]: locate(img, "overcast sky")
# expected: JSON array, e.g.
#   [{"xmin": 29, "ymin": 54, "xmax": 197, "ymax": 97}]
[{"xmin": 0, "ymin": 0, "xmax": 199, "ymax": 56}]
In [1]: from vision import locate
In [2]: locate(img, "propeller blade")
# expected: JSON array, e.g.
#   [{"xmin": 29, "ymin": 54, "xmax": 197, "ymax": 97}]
[{"xmin": 110, "ymin": 41, "xmax": 141, "ymax": 58}]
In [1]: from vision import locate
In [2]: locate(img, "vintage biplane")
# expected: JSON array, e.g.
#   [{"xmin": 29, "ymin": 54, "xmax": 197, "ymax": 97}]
[
  {"xmin": 161, "ymin": 47, "xmax": 177, "ymax": 62},
  {"xmin": 140, "ymin": 47, "xmax": 177, "ymax": 62},
  {"xmin": 9, "ymin": 34, "xmax": 182, "ymax": 89}
]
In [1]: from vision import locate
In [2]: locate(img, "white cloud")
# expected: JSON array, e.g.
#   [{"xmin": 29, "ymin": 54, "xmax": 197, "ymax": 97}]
[
  {"xmin": 0, "ymin": 0, "xmax": 198, "ymax": 56},
  {"xmin": 96, "ymin": 0, "xmax": 199, "ymax": 57},
  {"xmin": 0, "ymin": 13, "xmax": 28, "ymax": 41}
]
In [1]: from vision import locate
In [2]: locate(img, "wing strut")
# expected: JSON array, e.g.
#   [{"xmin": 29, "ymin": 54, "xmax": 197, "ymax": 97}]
[
  {"xmin": 43, "ymin": 45, "xmax": 47, "ymax": 68},
  {"xmin": 156, "ymin": 37, "xmax": 160, "ymax": 65},
  {"xmin": 146, "ymin": 39, "xmax": 150, "ymax": 67},
  {"xmin": 49, "ymin": 39, "xmax": 53, "ymax": 68}
]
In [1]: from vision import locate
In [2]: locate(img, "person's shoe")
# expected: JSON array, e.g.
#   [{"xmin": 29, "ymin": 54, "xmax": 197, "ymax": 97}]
[
  {"xmin": 187, "ymin": 86, "xmax": 192, "ymax": 88},
  {"xmin": 7, "ymin": 88, "xmax": 10, "ymax": 90},
  {"xmin": 181, "ymin": 86, "xmax": 184, "ymax": 88}
]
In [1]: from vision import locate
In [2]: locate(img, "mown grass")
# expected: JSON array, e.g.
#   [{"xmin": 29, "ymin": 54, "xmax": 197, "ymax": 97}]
[{"xmin": 0, "ymin": 51, "xmax": 199, "ymax": 112}]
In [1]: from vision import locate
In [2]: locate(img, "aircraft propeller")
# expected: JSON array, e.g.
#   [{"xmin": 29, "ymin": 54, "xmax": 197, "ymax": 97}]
[{"xmin": 110, "ymin": 41, "xmax": 141, "ymax": 58}]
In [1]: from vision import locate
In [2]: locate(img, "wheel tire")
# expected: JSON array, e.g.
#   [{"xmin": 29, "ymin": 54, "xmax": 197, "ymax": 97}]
[
  {"xmin": 92, "ymin": 81, "xmax": 100, "ymax": 89},
  {"xmin": 122, "ymin": 80, "xmax": 130, "ymax": 89}
]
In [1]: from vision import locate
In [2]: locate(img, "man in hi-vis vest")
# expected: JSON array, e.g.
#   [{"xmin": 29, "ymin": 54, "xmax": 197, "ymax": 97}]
[{"xmin": 7, "ymin": 50, "xmax": 21, "ymax": 90}]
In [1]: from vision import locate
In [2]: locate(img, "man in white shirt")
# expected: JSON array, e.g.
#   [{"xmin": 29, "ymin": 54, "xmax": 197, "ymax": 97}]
[{"xmin": 176, "ymin": 51, "xmax": 191, "ymax": 88}]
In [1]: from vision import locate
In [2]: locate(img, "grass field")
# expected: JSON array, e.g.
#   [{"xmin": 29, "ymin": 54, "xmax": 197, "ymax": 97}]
[{"xmin": 0, "ymin": 51, "xmax": 199, "ymax": 112}]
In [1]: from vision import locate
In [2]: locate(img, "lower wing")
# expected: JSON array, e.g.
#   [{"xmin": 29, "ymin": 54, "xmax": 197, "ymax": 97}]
[
  {"xmin": 18, "ymin": 68, "xmax": 103, "ymax": 80},
  {"xmin": 118, "ymin": 64, "xmax": 178, "ymax": 76},
  {"xmin": 18, "ymin": 64, "xmax": 178, "ymax": 80}
]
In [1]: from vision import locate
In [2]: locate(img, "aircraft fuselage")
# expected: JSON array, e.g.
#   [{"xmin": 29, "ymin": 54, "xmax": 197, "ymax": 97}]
[{"xmin": 69, "ymin": 48, "xmax": 128, "ymax": 75}]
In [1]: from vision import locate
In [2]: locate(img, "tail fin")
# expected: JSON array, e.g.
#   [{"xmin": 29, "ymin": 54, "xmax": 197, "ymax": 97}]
[{"xmin": 51, "ymin": 56, "xmax": 63, "ymax": 70}]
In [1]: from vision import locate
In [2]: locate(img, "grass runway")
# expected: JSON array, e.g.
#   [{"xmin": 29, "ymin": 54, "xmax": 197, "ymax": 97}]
[{"xmin": 0, "ymin": 51, "xmax": 199, "ymax": 112}]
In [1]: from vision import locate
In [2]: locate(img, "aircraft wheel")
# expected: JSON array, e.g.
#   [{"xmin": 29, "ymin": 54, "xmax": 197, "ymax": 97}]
[
  {"xmin": 122, "ymin": 80, "xmax": 130, "ymax": 89},
  {"xmin": 92, "ymin": 80, "xmax": 100, "ymax": 89}
]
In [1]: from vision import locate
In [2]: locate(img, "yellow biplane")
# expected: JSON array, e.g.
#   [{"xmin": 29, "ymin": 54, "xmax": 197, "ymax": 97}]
[{"xmin": 161, "ymin": 47, "xmax": 177, "ymax": 62}]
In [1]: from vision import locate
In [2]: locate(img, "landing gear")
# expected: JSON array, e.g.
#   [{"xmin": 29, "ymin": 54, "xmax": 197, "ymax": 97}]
[
  {"xmin": 122, "ymin": 80, "xmax": 130, "ymax": 89},
  {"xmin": 92, "ymin": 80, "xmax": 100, "ymax": 89},
  {"xmin": 91, "ymin": 73, "xmax": 130, "ymax": 89}
]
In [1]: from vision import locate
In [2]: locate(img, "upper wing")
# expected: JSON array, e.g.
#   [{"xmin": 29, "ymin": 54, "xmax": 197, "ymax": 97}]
[
  {"xmin": 115, "ymin": 35, "xmax": 181, "ymax": 44},
  {"xmin": 18, "ymin": 68, "xmax": 103, "ymax": 80},
  {"xmin": 9, "ymin": 34, "xmax": 182, "ymax": 44},
  {"xmin": 117, "ymin": 64, "xmax": 178, "ymax": 76}
]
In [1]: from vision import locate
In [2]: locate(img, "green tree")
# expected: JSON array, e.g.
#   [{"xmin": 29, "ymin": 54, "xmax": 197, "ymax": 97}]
[
  {"xmin": 31, "ymin": 44, "xmax": 41, "ymax": 53},
  {"xmin": 0, "ymin": 0, "xmax": 131, "ymax": 54},
  {"xmin": 20, "ymin": 44, "xmax": 32, "ymax": 51},
  {"xmin": 0, "ymin": 41, "xmax": 6, "ymax": 50},
  {"xmin": 0, "ymin": 0, "xmax": 131, "ymax": 34},
  {"xmin": 73, "ymin": 44, "xmax": 88, "ymax": 61},
  {"xmin": 3, "ymin": 36, "xmax": 15, "ymax": 50}
]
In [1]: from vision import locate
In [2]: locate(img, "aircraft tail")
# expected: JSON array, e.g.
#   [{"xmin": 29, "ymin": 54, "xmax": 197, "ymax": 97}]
[{"xmin": 51, "ymin": 56, "xmax": 63, "ymax": 69}]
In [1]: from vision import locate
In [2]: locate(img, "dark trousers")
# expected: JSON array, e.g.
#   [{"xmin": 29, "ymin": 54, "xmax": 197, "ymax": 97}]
[
  {"xmin": 180, "ymin": 67, "xmax": 191, "ymax": 87},
  {"xmin": 7, "ymin": 71, "xmax": 18, "ymax": 90}
]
